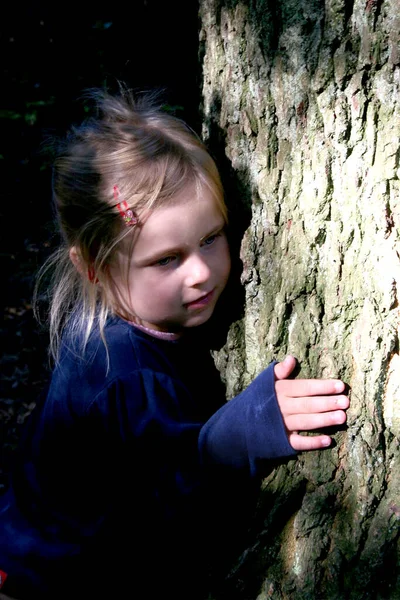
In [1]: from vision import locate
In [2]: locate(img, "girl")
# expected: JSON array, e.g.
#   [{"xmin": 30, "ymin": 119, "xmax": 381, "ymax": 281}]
[{"xmin": 0, "ymin": 90, "xmax": 349, "ymax": 600}]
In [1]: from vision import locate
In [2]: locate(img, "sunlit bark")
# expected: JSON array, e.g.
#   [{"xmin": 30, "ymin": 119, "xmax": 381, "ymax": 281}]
[{"xmin": 200, "ymin": 1, "xmax": 400, "ymax": 597}]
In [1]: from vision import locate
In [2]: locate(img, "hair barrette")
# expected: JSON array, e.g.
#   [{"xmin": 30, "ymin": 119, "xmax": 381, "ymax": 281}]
[
  {"xmin": 87, "ymin": 264, "xmax": 99, "ymax": 284},
  {"xmin": 113, "ymin": 185, "xmax": 138, "ymax": 227}
]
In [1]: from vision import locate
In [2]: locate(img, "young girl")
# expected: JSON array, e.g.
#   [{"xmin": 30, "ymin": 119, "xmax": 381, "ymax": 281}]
[{"xmin": 0, "ymin": 90, "xmax": 349, "ymax": 600}]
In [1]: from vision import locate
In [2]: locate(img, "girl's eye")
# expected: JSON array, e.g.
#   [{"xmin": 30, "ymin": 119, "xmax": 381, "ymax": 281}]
[
  {"xmin": 203, "ymin": 233, "xmax": 219, "ymax": 246},
  {"xmin": 156, "ymin": 256, "xmax": 175, "ymax": 267}
]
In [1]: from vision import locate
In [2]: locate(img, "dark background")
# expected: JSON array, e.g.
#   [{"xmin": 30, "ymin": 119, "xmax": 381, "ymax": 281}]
[{"xmin": 0, "ymin": 0, "xmax": 201, "ymax": 489}]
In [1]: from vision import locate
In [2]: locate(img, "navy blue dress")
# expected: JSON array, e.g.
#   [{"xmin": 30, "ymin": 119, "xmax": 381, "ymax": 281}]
[{"xmin": 0, "ymin": 316, "xmax": 295, "ymax": 599}]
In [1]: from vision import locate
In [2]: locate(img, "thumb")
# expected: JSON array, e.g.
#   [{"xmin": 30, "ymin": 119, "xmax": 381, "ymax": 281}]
[{"xmin": 274, "ymin": 355, "xmax": 297, "ymax": 380}]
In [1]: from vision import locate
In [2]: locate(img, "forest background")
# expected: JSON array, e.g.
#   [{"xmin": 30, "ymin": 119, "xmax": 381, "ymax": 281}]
[{"xmin": 0, "ymin": 0, "xmax": 201, "ymax": 490}]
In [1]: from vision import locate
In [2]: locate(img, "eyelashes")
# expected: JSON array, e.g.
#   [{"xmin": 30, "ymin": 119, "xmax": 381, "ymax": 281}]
[
  {"xmin": 203, "ymin": 233, "xmax": 218, "ymax": 246},
  {"xmin": 156, "ymin": 256, "xmax": 176, "ymax": 267}
]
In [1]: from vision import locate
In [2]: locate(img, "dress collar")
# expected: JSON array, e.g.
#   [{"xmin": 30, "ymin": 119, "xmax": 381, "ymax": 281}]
[{"xmin": 128, "ymin": 320, "xmax": 182, "ymax": 341}]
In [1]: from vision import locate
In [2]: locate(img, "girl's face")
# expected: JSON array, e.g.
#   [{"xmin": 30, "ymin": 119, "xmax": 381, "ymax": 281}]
[{"xmin": 112, "ymin": 184, "xmax": 231, "ymax": 332}]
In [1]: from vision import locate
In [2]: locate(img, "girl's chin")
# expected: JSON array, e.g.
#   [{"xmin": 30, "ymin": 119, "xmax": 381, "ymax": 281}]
[
  {"xmin": 183, "ymin": 307, "xmax": 217, "ymax": 329},
  {"xmin": 133, "ymin": 303, "xmax": 218, "ymax": 333}
]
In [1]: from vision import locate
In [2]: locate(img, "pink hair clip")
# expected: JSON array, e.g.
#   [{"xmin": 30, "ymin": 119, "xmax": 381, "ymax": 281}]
[
  {"xmin": 87, "ymin": 264, "xmax": 99, "ymax": 284},
  {"xmin": 113, "ymin": 185, "xmax": 138, "ymax": 227}
]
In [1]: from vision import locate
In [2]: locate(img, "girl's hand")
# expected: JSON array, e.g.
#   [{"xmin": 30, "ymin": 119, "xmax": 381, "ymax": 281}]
[{"xmin": 274, "ymin": 356, "xmax": 349, "ymax": 451}]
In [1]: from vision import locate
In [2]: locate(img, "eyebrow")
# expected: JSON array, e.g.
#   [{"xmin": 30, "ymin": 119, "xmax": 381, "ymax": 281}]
[{"xmin": 136, "ymin": 220, "xmax": 226, "ymax": 265}]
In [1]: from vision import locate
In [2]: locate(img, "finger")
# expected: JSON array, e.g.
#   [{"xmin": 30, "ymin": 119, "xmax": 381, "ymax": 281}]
[
  {"xmin": 276, "ymin": 378, "xmax": 345, "ymax": 398},
  {"xmin": 274, "ymin": 355, "xmax": 297, "ymax": 381},
  {"xmin": 289, "ymin": 432, "xmax": 332, "ymax": 451},
  {"xmin": 280, "ymin": 394, "xmax": 349, "ymax": 416},
  {"xmin": 284, "ymin": 409, "xmax": 347, "ymax": 432}
]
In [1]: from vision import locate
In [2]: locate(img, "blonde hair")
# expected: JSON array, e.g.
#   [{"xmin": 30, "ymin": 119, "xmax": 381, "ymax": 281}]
[{"xmin": 35, "ymin": 88, "xmax": 227, "ymax": 361}]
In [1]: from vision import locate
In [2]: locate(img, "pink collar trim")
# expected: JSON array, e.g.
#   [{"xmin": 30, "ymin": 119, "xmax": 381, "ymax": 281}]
[{"xmin": 128, "ymin": 321, "xmax": 182, "ymax": 341}]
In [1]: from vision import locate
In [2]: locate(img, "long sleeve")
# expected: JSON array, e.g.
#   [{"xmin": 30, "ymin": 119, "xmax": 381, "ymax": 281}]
[{"xmin": 198, "ymin": 362, "xmax": 297, "ymax": 476}]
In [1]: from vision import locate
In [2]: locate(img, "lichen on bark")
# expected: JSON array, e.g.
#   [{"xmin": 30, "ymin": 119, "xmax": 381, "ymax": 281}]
[{"xmin": 200, "ymin": 0, "xmax": 400, "ymax": 597}]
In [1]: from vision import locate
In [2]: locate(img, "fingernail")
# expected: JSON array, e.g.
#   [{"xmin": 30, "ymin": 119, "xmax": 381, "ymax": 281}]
[
  {"xmin": 322, "ymin": 437, "xmax": 331, "ymax": 447},
  {"xmin": 334, "ymin": 381, "xmax": 344, "ymax": 392},
  {"xmin": 336, "ymin": 396, "xmax": 348, "ymax": 408}
]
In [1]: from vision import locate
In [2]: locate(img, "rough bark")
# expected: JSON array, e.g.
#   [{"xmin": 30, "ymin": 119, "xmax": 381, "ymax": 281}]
[{"xmin": 199, "ymin": 0, "xmax": 400, "ymax": 598}]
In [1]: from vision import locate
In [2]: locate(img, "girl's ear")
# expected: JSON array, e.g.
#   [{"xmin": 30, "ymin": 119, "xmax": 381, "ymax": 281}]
[
  {"xmin": 69, "ymin": 246, "xmax": 85, "ymax": 276},
  {"xmin": 70, "ymin": 246, "xmax": 99, "ymax": 284}
]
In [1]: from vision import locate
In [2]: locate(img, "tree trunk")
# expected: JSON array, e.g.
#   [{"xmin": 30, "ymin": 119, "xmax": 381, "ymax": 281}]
[{"xmin": 199, "ymin": 0, "xmax": 400, "ymax": 598}]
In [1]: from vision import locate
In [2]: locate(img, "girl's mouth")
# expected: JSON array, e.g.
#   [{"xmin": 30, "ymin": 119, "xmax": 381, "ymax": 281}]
[{"xmin": 184, "ymin": 289, "xmax": 214, "ymax": 309}]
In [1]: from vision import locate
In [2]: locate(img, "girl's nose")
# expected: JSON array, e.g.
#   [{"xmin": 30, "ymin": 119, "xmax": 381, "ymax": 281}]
[{"xmin": 185, "ymin": 254, "xmax": 211, "ymax": 287}]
